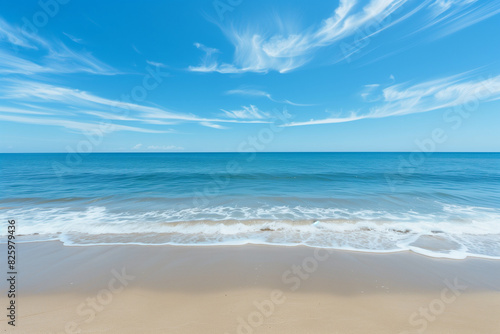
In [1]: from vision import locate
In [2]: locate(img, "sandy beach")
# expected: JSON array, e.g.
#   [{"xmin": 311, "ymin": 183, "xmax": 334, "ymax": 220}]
[
  {"xmin": 1, "ymin": 241, "xmax": 499, "ymax": 333},
  {"xmin": 2, "ymin": 0, "xmax": 500, "ymax": 331}
]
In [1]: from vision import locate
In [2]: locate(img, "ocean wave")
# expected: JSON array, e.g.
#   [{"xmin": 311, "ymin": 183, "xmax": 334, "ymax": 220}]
[{"xmin": 2, "ymin": 204, "xmax": 500, "ymax": 260}]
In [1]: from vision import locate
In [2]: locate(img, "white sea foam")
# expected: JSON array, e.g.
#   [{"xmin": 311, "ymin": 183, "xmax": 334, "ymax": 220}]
[{"xmin": 2, "ymin": 203, "xmax": 500, "ymax": 260}]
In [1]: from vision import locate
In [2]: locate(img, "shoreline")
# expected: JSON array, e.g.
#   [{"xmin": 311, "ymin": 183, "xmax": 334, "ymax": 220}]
[
  {"xmin": 1, "ymin": 241, "xmax": 499, "ymax": 333},
  {"xmin": 10, "ymin": 234, "xmax": 500, "ymax": 261}
]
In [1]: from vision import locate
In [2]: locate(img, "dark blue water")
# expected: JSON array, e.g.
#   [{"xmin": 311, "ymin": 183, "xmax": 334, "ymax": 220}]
[{"xmin": 1, "ymin": 153, "xmax": 499, "ymax": 258}]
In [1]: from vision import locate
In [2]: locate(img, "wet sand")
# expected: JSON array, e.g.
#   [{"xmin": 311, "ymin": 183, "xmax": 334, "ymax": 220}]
[{"xmin": 1, "ymin": 241, "xmax": 499, "ymax": 333}]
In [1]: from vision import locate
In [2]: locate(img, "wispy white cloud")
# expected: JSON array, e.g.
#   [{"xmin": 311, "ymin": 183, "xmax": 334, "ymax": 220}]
[
  {"xmin": 189, "ymin": 0, "xmax": 405, "ymax": 73},
  {"xmin": 226, "ymin": 88, "xmax": 314, "ymax": 106},
  {"xmin": 189, "ymin": 42, "xmax": 224, "ymax": 72},
  {"xmin": 360, "ymin": 84, "xmax": 383, "ymax": 102},
  {"xmin": 132, "ymin": 44, "xmax": 142, "ymax": 54},
  {"xmin": 422, "ymin": 0, "xmax": 500, "ymax": 39},
  {"xmin": 43, "ymin": 41, "xmax": 117, "ymax": 75},
  {"xmin": 0, "ymin": 79, "xmax": 271, "ymax": 133},
  {"xmin": 0, "ymin": 79, "xmax": 270, "ymax": 123},
  {"xmin": 284, "ymin": 113, "xmax": 365, "ymax": 127},
  {"xmin": 0, "ymin": 17, "xmax": 39, "ymax": 49},
  {"xmin": 83, "ymin": 110, "xmax": 143, "ymax": 121},
  {"xmin": 0, "ymin": 105, "xmax": 53, "ymax": 115},
  {"xmin": 226, "ymin": 88, "xmax": 273, "ymax": 99},
  {"xmin": 62, "ymin": 32, "xmax": 84, "ymax": 44},
  {"xmin": 0, "ymin": 113, "xmax": 165, "ymax": 133},
  {"xmin": 284, "ymin": 71, "xmax": 500, "ymax": 127},
  {"xmin": 140, "ymin": 119, "xmax": 177, "ymax": 126},
  {"xmin": 146, "ymin": 60, "xmax": 167, "ymax": 68},
  {"xmin": 190, "ymin": 0, "xmax": 500, "ymax": 73},
  {"xmin": 200, "ymin": 122, "xmax": 228, "ymax": 129},
  {"xmin": 0, "ymin": 50, "xmax": 47, "ymax": 74},
  {"xmin": 194, "ymin": 42, "xmax": 219, "ymax": 56},
  {"xmin": 146, "ymin": 145, "xmax": 184, "ymax": 151},
  {"xmin": 221, "ymin": 105, "xmax": 270, "ymax": 119},
  {"xmin": 132, "ymin": 143, "xmax": 186, "ymax": 151},
  {"xmin": 0, "ymin": 17, "xmax": 117, "ymax": 75},
  {"xmin": 0, "ymin": 79, "xmax": 197, "ymax": 121}
]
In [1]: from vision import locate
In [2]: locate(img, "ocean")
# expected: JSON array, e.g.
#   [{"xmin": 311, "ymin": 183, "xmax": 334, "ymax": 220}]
[{"xmin": 1, "ymin": 152, "xmax": 499, "ymax": 259}]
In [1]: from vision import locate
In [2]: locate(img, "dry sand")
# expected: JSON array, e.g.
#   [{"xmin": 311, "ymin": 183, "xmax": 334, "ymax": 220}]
[{"xmin": 1, "ymin": 241, "xmax": 499, "ymax": 333}]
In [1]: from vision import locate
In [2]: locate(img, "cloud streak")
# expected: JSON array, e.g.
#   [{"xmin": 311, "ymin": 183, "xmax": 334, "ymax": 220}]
[
  {"xmin": 199, "ymin": 122, "xmax": 228, "ymax": 129},
  {"xmin": 0, "ymin": 113, "xmax": 165, "ymax": 133},
  {"xmin": 284, "ymin": 71, "xmax": 500, "ymax": 127},
  {"xmin": 226, "ymin": 88, "xmax": 314, "ymax": 106},
  {"xmin": 190, "ymin": 0, "xmax": 500, "ymax": 73},
  {"xmin": 221, "ymin": 105, "xmax": 270, "ymax": 119},
  {"xmin": 0, "ymin": 17, "xmax": 117, "ymax": 75},
  {"xmin": 0, "ymin": 79, "xmax": 272, "ymax": 134}
]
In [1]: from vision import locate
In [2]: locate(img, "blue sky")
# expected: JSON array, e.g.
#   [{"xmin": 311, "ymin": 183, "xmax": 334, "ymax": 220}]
[{"xmin": 1, "ymin": 0, "xmax": 499, "ymax": 152}]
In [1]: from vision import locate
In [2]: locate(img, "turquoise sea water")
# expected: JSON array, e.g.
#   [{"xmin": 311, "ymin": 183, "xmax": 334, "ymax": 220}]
[{"xmin": 1, "ymin": 153, "xmax": 499, "ymax": 259}]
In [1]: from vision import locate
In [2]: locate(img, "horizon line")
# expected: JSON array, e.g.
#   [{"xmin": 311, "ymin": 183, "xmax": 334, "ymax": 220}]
[{"xmin": 1, "ymin": 151, "xmax": 500, "ymax": 154}]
